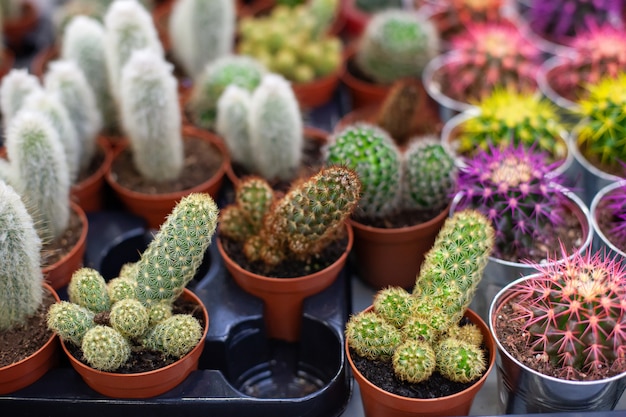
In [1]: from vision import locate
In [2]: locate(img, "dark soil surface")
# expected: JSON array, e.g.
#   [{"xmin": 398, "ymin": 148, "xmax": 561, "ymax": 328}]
[{"xmin": 41, "ymin": 207, "xmax": 83, "ymax": 268}]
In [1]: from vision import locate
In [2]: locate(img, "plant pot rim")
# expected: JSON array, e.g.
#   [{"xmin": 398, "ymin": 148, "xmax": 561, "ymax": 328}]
[
  {"xmin": 348, "ymin": 202, "xmax": 451, "ymax": 235},
  {"xmin": 590, "ymin": 179, "xmax": 626, "ymax": 258},
  {"xmin": 569, "ymin": 124, "xmax": 625, "ymax": 183},
  {"xmin": 536, "ymin": 54, "xmax": 581, "ymax": 112},
  {"xmin": 489, "ymin": 273, "xmax": 626, "ymax": 386}
]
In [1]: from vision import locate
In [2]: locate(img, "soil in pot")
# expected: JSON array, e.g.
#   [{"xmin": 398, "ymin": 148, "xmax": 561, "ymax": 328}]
[
  {"xmin": 353, "ymin": 206, "xmax": 445, "ymax": 229},
  {"xmin": 40, "ymin": 208, "xmax": 84, "ymax": 268},
  {"xmin": 595, "ymin": 196, "xmax": 626, "ymax": 253}
]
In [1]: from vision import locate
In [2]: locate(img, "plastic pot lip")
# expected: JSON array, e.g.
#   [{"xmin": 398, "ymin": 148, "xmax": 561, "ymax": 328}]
[
  {"xmin": 589, "ymin": 180, "xmax": 626, "ymax": 259},
  {"xmin": 489, "ymin": 274, "xmax": 626, "ymax": 386},
  {"xmin": 536, "ymin": 54, "xmax": 580, "ymax": 112},
  {"xmin": 568, "ymin": 126, "xmax": 625, "ymax": 184},
  {"xmin": 422, "ymin": 53, "xmax": 479, "ymax": 114},
  {"xmin": 348, "ymin": 201, "xmax": 451, "ymax": 235}
]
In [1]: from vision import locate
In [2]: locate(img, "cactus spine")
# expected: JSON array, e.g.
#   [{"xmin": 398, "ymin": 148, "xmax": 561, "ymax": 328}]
[
  {"xmin": 0, "ymin": 69, "xmax": 41, "ymax": 129},
  {"xmin": 119, "ymin": 48, "xmax": 183, "ymax": 182}
]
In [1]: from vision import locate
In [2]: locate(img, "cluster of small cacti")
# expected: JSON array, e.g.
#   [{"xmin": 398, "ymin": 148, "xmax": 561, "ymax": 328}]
[
  {"xmin": 454, "ymin": 142, "xmax": 570, "ymax": 261},
  {"xmin": 216, "ymin": 72, "xmax": 304, "ymax": 182},
  {"xmin": 574, "ymin": 72, "xmax": 626, "ymax": 176},
  {"xmin": 355, "ymin": 9, "xmax": 440, "ymax": 84},
  {"xmin": 454, "ymin": 88, "xmax": 569, "ymax": 165},
  {"xmin": 441, "ymin": 22, "xmax": 541, "ymax": 104},
  {"xmin": 346, "ymin": 210, "xmax": 494, "ymax": 384},
  {"xmin": 219, "ymin": 166, "xmax": 360, "ymax": 270},
  {"xmin": 237, "ymin": 3, "xmax": 342, "ymax": 83},
  {"xmin": 505, "ymin": 248, "xmax": 626, "ymax": 380},
  {"xmin": 47, "ymin": 193, "xmax": 219, "ymax": 372},
  {"xmin": 325, "ymin": 123, "xmax": 457, "ymax": 219}
]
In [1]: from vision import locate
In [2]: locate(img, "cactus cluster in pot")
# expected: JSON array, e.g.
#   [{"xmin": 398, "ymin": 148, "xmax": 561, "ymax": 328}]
[
  {"xmin": 47, "ymin": 193, "xmax": 219, "ymax": 372},
  {"xmin": 346, "ymin": 209, "xmax": 494, "ymax": 386}
]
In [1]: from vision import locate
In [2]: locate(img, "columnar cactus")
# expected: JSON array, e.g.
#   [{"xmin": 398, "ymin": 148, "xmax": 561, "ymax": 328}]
[
  {"xmin": 0, "ymin": 69, "xmax": 41, "ymax": 129},
  {"xmin": 0, "ymin": 180, "xmax": 43, "ymax": 331},
  {"xmin": 505, "ymin": 248, "xmax": 626, "ymax": 380},
  {"xmin": 168, "ymin": 0, "xmax": 235, "ymax": 79},
  {"xmin": 119, "ymin": 48, "xmax": 183, "ymax": 182},
  {"xmin": 215, "ymin": 85, "xmax": 254, "ymax": 171},
  {"xmin": 454, "ymin": 143, "xmax": 569, "ymax": 261},
  {"xmin": 355, "ymin": 9, "xmax": 440, "ymax": 84}
]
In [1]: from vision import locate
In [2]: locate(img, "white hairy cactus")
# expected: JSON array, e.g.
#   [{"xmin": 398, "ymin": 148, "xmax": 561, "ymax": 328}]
[
  {"xmin": 216, "ymin": 85, "xmax": 254, "ymax": 171},
  {"xmin": 0, "ymin": 69, "xmax": 42, "ymax": 129}
]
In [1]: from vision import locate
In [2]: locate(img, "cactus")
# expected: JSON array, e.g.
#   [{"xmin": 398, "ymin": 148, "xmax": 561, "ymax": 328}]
[
  {"xmin": 135, "ymin": 193, "xmax": 219, "ymax": 306},
  {"xmin": 453, "ymin": 143, "xmax": 569, "ymax": 261},
  {"xmin": 107, "ymin": 276, "xmax": 137, "ymax": 304},
  {"xmin": 435, "ymin": 337, "xmax": 486, "ymax": 383},
  {"xmin": 109, "ymin": 299, "xmax": 150, "ymax": 339},
  {"xmin": 119, "ymin": 48, "xmax": 183, "ymax": 182},
  {"xmin": 454, "ymin": 88, "xmax": 569, "ymax": 165},
  {"xmin": 147, "ymin": 303, "xmax": 172, "ymax": 326},
  {"xmin": 46, "ymin": 301, "xmax": 96, "ymax": 345},
  {"xmin": 373, "ymin": 286, "xmax": 414, "ymax": 328},
  {"xmin": 345, "ymin": 310, "xmax": 403, "ymax": 361},
  {"xmin": 142, "ymin": 314, "xmax": 203, "ymax": 358},
  {"xmin": 355, "ymin": 9, "xmax": 440, "ymax": 84},
  {"xmin": 0, "ymin": 180, "xmax": 43, "ymax": 331},
  {"xmin": 5, "ymin": 110, "xmax": 70, "ymax": 242},
  {"xmin": 504, "ymin": 247, "xmax": 626, "ymax": 380},
  {"xmin": 61, "ymin": 15, "xmax": 118, "ymax": 132},
  {"xmin": 308, "ymin": 0, "xmax": 339, "ymax": 37},
  {"xmin": 68, "ymin": 268, "xmax": 111, "ymax": 313},
  {"xmin": 81, "ymin": 325, "xmax": 131, "ymax": 371},
  {"xmin": 215, "ymin": 85, "xmax": 253, "ymax": 170},
  {"xmin": 392, "ymin": 339, "xmax": 437, "ymax": 383},
  {"xmin": 187, "ymin": 54, "xmax": 265, "ymax": 130},
  {"xmin": 168, "ymin": 0, "xmax": 235, "ymax": 79},
  {"xmin": 441, "ymin": 22, "xmax": 541, "ymax": 104},
  {"xmin": 0, "ymin": 69, "xmax": 41, "ymax": 129},
  {"xmin": 574, "ymin": 72, "xmax": 626, "ymax": 176}
]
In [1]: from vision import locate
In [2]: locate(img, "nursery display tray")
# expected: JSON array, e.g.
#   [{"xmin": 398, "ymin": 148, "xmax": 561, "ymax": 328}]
[{"xmin": 1, "ymin": 211, "xmax": 353, "ymax": 417}]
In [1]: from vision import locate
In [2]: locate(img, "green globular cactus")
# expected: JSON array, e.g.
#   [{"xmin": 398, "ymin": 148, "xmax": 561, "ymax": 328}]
[
  {"xmin": 247, "ymin": 73, "xmax": 304, "ymax": 182},
  {"xmin": 109, "ymin": 299, "xmax": 149, "ymax": 339},
  {"xmin": 81, "ymin": 325, "xmax": 131, "ymax": 371},
  {"xmin": 373, "ymin": 286, "xmax": 414, "ymax": 328},
  {"xmin": 44, "ymin": 60, "xmax": 102, "ymax": 172},
  {"xmin": 107, "ymin": 276, "xmax": 137, "ymax": 304},
  {"xmin": 187, "ymin": 54, "xmax": 265, "ymax": 130},
  {"xmin": 448, "ymin": 323, "xmax": 483, "ymax": 347},
  {"xmin": 68, "ymin": 268, "xmax": 111, "ymax": 313},
  {"xmin": 435, "ymin": 337, "xmax": 486, "ymax": 383},
  {"xmin": 168, "ymin": 0, "xmax": 235, "ymax": 79},
  {"xmin": 142, "ymin": 314, "xmax": 203, "ymax": 358},
  {"xmin": 22, "ymin": 89, "xmax": 81, "ymax": 184},
  {"xmin": 61, "ymin": 15, "xmax": 118, "ymax": 132},
  {"xmin": 392, "ymin": 339, "xmax": 437, "ymax": 383},
  {"xmin": 119, "ymin": 261, "xmax": 139, "ymax": 280},
  {"xmin": 402, "ymin": 137, "xmax": 457, "ymax": 211},
  {"xmin": 147, "ymin": 302, "xmax": 172, "ymax": 326},
  {"xmin": 0, "ymin": 180, "xmax": 43, "ymax": 331},
  {"xmin": 0, "ymin": 69, "xmax": 42, "ymax": 130},
  {"xmin": 325, "ymin": 123, "xmax": 402, "ymax": 218},
  {"xmin": 119, "ymin": 48, "xmax": 183, "ymax": 182},
  {"xmin": 345, "ymin": 310, "xmax": 403, "ymax": 361},
  {"xmin": 5, "ymin": 110, "xmax": 70, "ymax": 242},
  {"xmin": 103, "ymin": 0, "xmax": 164, "ymax": 99},
  {"xmin": 355, "ymin": 9, "xmax": 440, "ymax": 84},
  {"xmin": 401, "ymin": 314, "xmax": 439, "ymax": 343},
  {"xmin": 46, "ymin": 301, "xmax": 96, "ymax": 346},
  {"xmin": 215, "ymin": 85, "xmax": 254, "ymax": 171},
  {"xmin": 135, "ymin": 193, "xmax": 219, "ymax": 306}
]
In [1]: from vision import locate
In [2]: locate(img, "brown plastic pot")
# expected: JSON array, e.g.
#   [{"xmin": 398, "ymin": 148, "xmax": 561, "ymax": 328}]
[
  {"xmin": 340, "ymin": 43, "xmax": 391, "ymax": 110},
  {"xmin": 2, "ymin": 0, "xmax": 39, "ymax": 52},
  {"xmin": 217, "ymin": 223, "xmax": 353, "ymax": 343},
  {"xmin": 347, "ymin": 306, "xmax": 496, "ymax": 417},
  {"xmin": 0, "ymin": 283, "xmax": 60, "ymax": 395},
  {"xmin": 62, "ymin": 288, "xmax": 208, "ymax": 398},
  {"xmin": 292, "ymin": 57, "xmax": 344, "ymax": 109},
  {"xmin": 71, "ymin": 141, "xmax": 114, "ymax": 213},
  {"xmin": 42, "ymin": 202, "xmax": 89, "ymax": 290}
]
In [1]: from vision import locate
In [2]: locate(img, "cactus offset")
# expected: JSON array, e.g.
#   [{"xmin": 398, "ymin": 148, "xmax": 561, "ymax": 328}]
[
  {"xmin": 81, "ymin": 325, "xmax": 131, "ymax": 371},
  {"xmin": 373, "ymin": 286, "xmax": 414, "ymax": 328},
  {"xmin": 142, "ymin": 314, "xmax": 203, "ymax": 358},
  {"xmin": 46, "ymin": 301, "xmax": 95, "ymax": 345},
  {"xmin": 107, "ymin": 276, "xmax": 137, "ymax": 304},
  {"xmin": 109, "ymin": 299, "xmax": 149, "ymax": 339},
  {"xmin": 0, "ymin": 69, "xmax": 41, "ymax": 129},
  {"xmin": 68, "ymin": 268, "xmax": 111, "ymax": 313},
  {"xmin": 392, "ymin": 339, "xmax": 437, "ymax": 383},
  {"xmin": 345, "ymin": 310, "xmax": 403, "ymax": 361},
  {"xmin": 435, "ymin": 337, "xmax": 486, "ymax": 383}
]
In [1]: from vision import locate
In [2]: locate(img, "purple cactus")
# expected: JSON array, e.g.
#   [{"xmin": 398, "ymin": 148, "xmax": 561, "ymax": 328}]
[{"xmin": 455, "ymin": 143, "xmax": 568, "ymax": 261}]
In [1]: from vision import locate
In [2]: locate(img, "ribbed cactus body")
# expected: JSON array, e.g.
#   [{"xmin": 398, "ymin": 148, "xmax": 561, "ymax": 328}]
[
  {"xmin": 142, "ymin": 314, "xmax": 203, "ymax": 358},
  {"xmin": 0, "ymin": 69, "xmax": 42, "ymax": 129},
  {"xmin": 392, "ymin": 340, "xmax": 436, "ymax": 383},
  {"xmin": 216, "ymin": 85, "xmax": 254, "ymax": 170},
  {"xmin": 119, "ymin": 48, "xmax": 183, "ymax": 182},
  {"xmin": 68, "ymin": 268, "xmax": 111, "ymax": 313},
  {"xmin": 0, "ymin": 180, "xmax": 43, "ymax": 331},
  {"xmin": 82, "ymin": 325, "xmax": 131, "ymax": 371},
  {"xmin": 135, "ymin": 193, "xmax": 219, "ymax": 306},
  {"xmin": 107, "ymin": 277, "xmax": 137, "ymax": 304},
  {"xmin": 169, "ymin": 0, "xmax": 235, "ymax": 78},
  {"xmin": 435, "ymin": 337, "xmax": 486, "ymax": 383},
  {"xmin": 46, "ymin": 301, "xmax": 96, "ymax": 345}
]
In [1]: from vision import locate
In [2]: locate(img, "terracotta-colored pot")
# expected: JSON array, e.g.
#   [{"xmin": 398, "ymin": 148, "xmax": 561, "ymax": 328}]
[
  {"xmin": 0, "ymin": 283, "xmax": 60, "ymax": 395},
  {"xmin": 42, "ymin": 202, "xmax": 89, "ymax": 290},
  {"xmin": 218, "ymin": 223, "xmax": 353, "ymax": 343},
  {"xmin": 340, "ymin": 44, "xmax": 391, "ymax": 110},
  {"xmin": 2, "ymin": 0, "xmax": 39, "ymax": 51},
  {"xmin": 62, "ymin": 288, "xmax": 208, "ymax": 398},
  {"xmin": 71, "ymin": 141, "xmax": 114, "ymax": 213},
  {"xmin": 29, "ymin": 43, "xmax": 59, "ymax": 79},
  {"xmin": 105, "ymin": 125, "xmax": 229, "ymax": 229},
  {"xmin": 349, "ymin": 204, "xmax": 450, "ymax": 290},
  {"xmin": 0, "ymin": 47, "xmax": 15, "ymax": 80},
  {"xmin": 292, "ymin": 57, "xmax": 345, "ymax": 109},
  {"xmin": 338, "ymin": 0, "xmax": 371, "ymax": 39},
  {"xmin": 347, "ymin": 306, "xmax": 496, "ymax": 417}
]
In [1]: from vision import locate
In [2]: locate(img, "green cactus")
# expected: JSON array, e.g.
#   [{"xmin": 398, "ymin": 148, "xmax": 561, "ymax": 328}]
[
  {"xmin": 372, "ymin": 286, "xmax": 414, "ymax": 328},
  {"xmin": 392, "ymin": 339, "xmax": 437, "ymax": 383},
  {"xmin": 147, "ymin": 302, "xmax": 172, "ymax": 326},
  {"xmin": 61, "ymin": 15, "xmax": 118, "ymax": 132},
  {"xmin": 109, "ymin": 299, "xmax": 149, "ymax": 339},
  {"xmin": 46, "ymin": 301, "xmax": 96, "ymax": 345},
  {"xmin": 355, "ymin": 9, "xmax": 440, "ymax": 84},
  {"xmin": 401, "ymin": 314, "xmax": 439, "ymax": 343},
  {"xmin": 448, "ymin": 323, "xmax": 483, "ymax": 347},
  {"xmin": 107, "ymin": 276, "xmax": 137, "ymax": 304},
  {"xmin": 0, "ymin": 180, "xmax": 43, "ymax": 331},
  {"xmin": 142, "ymin": 314, "xmax": 203, "ymax": 358},
  {"xmin": 345, "ymin": 310, "xmax": 403, "ymax": 361},
  {"xmin": 0, "ymin": 69, "xmax": 42, "ymax": 129},
  {"xmin": 81, "ymin": 325, "xmax": 131, "ymax": 371},
  {"xmin": 118, "ymin": 261, "xmax": 139, "ymax": 280},
  {"xmin": 168, "ymin": 0, "xmax": 235, "ymax": 79},
  {"xmin": 435, "ymin": 337, "xmax": 486, "ymax": 383},
  {"xmin": 119, "ymin": 48, "xmax": 183, "ymax": 182},
  {"xmin": 135, "ymin": 193, "xmax": 219, "ymax": 306},
  {"xmin": 68, "ymin": 268, "xmax": 111, "ymax": 313},
  {"xmin": 308, "ymin": 0, "xmax": 339, "ymax": 37},
  {"xmin": 187, "ymin": 54, "xmax": 265, "ymax": 130}
]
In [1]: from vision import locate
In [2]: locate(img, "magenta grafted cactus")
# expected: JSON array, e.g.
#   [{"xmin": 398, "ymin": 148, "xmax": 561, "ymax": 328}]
[
  {"xmin": 454, "ymin": 143, "xmax": 568, "ymax": 260},
  {"xmin": 510, "ymin": 247, "xmax": 626, "ymax": 380}
]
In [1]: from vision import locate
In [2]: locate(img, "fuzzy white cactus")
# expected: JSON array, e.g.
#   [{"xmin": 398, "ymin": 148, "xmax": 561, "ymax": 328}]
[
  {"xmin": 216, "ymin": 85, "xmax": 254, "ymax": 171},
  {"xmin": 0, "ymin": 69, "xmax": 42, "ymax": 129},
  {"xmin": 168, "ymin": 0, "xmax": 235, "ymax": 79},
  {"xmin": 119, "ymin": 48, "xmax": 183, "ymax": 182},
  {"xmin": 61, "ymin": 15, "xmax": 117, "ymax": 132},
  {"xmin": 0, "ymin": 180, "xmax": 43, "ymax": 331}
]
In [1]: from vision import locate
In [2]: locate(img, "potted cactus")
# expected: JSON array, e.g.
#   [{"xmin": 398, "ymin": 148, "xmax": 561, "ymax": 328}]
[
  {"xmin": 338, "ymin": 0, "xmax": 403, "ymax": 38},
  {"xmin": 47, "ymin": 193, "xmax": 219, "ymax": 398},
  {"xmin": 217, "ymin": 165, "xmax": 360, "ymax": 342},
  {"xmin": 346, "ymin": 209, "xmax": 496, "ymax": 417},
  {"xmin": 452, "ymin": 142, "xmax": 593, "ymax": 320},
  {"xmin": 489, "ymin": 247, "xmax": 626, "ymax": 413},
  {"xmin": 0, "ymin": 180, "xmax": 61, "ymax": 395},
  {"xmin": 324, "ymin": 123, "xmax": 457, "ymax": 290},
  {"xmin": 590, "ymin": 180, "xmax": 626, "ymax": 263}
]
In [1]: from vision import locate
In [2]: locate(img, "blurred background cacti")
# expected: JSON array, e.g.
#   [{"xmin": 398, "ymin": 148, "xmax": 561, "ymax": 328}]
[{"xmin": 0, "ymin": 68, "xmax": 41, "ymax": 129}]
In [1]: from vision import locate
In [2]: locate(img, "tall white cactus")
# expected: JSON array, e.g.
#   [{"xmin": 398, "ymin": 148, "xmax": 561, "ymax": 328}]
[
  {"xmin": 0, "ymin": 69, "xmax": 41, "ymax": 129},
  {"xmin": 216, "ymin": 85, "xmax": 254, "ymax": 171}
]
